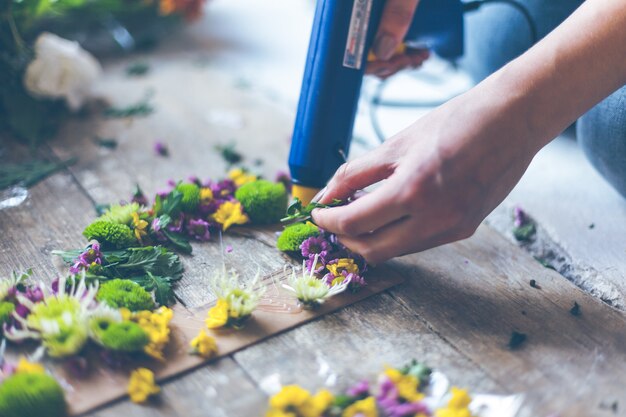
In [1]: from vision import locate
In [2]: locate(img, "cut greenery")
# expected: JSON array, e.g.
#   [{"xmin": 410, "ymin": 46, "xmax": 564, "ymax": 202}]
[{"xmin": 53, "ymin": 246, "xmax": 183, "ymax": 306}]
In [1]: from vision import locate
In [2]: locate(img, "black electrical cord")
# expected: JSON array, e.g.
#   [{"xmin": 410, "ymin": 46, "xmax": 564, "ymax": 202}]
[{"xmin": 369, "ymin": 0, "xmax": 538, "ymax": 143}]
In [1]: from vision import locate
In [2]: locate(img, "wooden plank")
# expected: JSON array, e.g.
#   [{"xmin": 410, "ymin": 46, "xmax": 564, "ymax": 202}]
[
  {"xmin": 87, "ymin": 359, "xmax": 266, "ymax": 417},
  {"xmin": 0, "ymin": 142, "xmax": 95, "ymax": 281},
  {"xmin": 233, "ymin": 292, "xmax": 503, "ymax": 396},
  {"xmin": 0, "ymin": 140, "xmax": 269, "ymax": 417},
  {"xmin": 487, "ymin": 135, "xmax": 626, "ymax": 309},
  {"xmin": 388, "ymin": 225, "xmax": 626, "ymax": 416}
]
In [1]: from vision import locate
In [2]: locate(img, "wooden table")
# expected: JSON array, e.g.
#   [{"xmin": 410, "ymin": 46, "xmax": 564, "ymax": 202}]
[{"xmin": 1, "ymin": 25, "xmax": 625, "ymax": 417}]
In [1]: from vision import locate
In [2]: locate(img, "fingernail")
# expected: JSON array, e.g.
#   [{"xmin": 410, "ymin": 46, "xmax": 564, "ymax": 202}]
[
  {"xmin": 373, "ymin": 34, "xmax": 397, "ymax": 60},
  {"xmin": 311, "ymin": 186, "xmax": 327, "ymax": 203}
]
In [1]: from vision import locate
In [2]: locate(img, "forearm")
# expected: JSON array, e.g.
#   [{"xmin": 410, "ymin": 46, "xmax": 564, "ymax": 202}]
[{"xmin": 479, "ymin": 0, "xmax": 626, "ymax": 151}]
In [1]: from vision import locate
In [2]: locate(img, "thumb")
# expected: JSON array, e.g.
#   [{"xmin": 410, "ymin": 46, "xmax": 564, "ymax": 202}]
[
  {"xmin": 373, "ymin": 0, "xmax": 420, "ymax": 60},
  {"xmin": 316, "ymin": 147, "xmax": 396, "ymax": 204}
]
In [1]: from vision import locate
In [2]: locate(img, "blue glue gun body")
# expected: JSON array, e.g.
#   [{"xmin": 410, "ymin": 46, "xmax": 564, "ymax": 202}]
[{"xmin": 289, "ymin": 0, "xmax": 465, "ymax": 201}]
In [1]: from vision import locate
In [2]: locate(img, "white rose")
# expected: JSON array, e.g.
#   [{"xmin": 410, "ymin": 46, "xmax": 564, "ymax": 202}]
[{"xmin": 24, "ymin": 32, "xmax": 102, "ymax": 110}]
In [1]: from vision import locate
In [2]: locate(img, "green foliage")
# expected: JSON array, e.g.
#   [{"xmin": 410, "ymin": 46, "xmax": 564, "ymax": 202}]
[
  {"xmin": 215, "ymin": 142, "xmax": 242, "ymax": 165},
  {"xmin": 0, "ymin": 158, "xmax": 76, "ymax": 191},
  {"xmin": 235, "ymin": 180, "xmax": 288, "ymax": 225},
  {"xmin": 98, "ymin": 203, "xmax": 140, "ymax": 225},
  {"xmin": 277, "ymin": 222, "xmax": 320, "ymax": 252},
  {"xmin": 103, "ymin": 98, "xmax": 154, "ymax": 118},
  {"xmin": 82, "ymin": 220, "xmax": 137, "ymax": 249},
  {"xmin": 99, "ymin": 321, "xmax": 149, "ymax": 352},
  {"xmin": 97, "ymin": 279, "xmax": 155, "ymax": 311},
  {"xmin": 281, "ymin": 197, "xmax": 343, "ymax": 225},
  {"xmin": 0, "ymin": 372, "xmax": 67, "ymax": 417},
  {"xmin": 54, "ymin": 246, "xmax": 184, "ymax": 306},
  {"xmin": 513, "ymin": 223, "xmax": 536, "ymax": 242},
  {"xmin": 175, "ymin": 183, "xmax": 200, "ymax": 212},
  {"xmin": 0, "ymin": 301, "xmax": 15, "ymax": 326}
]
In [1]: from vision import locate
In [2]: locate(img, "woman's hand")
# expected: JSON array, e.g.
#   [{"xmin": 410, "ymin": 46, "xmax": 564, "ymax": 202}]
[
  {"xmin": 312, "ymin": 81, "xmax": 538, "ymax": 264},
  {"xmin": 366, "ymin": 0, "xmax": 429, "ymax": 78}
]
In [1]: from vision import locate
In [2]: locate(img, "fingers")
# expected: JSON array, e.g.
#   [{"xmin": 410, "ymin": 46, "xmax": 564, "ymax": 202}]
[
  {"xmin": 316, "ymin": 146, "xmax": 397, "ymax": 204},
  {"xmin": 312, "ymin": 177, "xmax": 408, "ymax": 237},
  {"xmin": 366, "ymin": 49, "xmax": 430, "ymax": 78},
  {"xmin": 337, "ymin": 214, "xmax": 474, "ymax": 264},
  {"xmin": 372, "ymin": 0, "xmax": 420, "ymax": 60}
]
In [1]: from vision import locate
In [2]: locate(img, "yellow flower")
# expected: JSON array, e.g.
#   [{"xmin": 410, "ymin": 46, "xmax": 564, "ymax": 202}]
[
  {"xmin": 190, "ymin": 330, "xmax": 218, "ymax": 358},
  {"xmin": 228, "ymin": 168, "xmax": 257, "ymax": 187},
  {"xmin": 305, "ymin": 389, "xmax": 334, "ymax": 417},
  {"xmin": 128, "ymin": 368, "xmax": 160, "ymax": 403},
  {"xmin": 269, "ymin": 385, "xmax": 311, "ymax": 410},
  {"xmin": 342, "ymin": 396, "xmax": 378, "ymax": 417},
  {"xmin": 206, "ymin": 298, "xmax": 230, "ymax": 329},
  {"xmin": 447, "ymin": 387, "xmax": 472, "ymax": 409},
  {"xmin": 267, "ymin": 385, "xmax": 333, "ymax": 417},
  {"xmin": 15, "ymin": 357, "xmax": 45, "ymax": 374},
  {"xmin": 326, "ymin": 258, "xmax": 359, "ymax": 277},
  {"xmin": 125, "ymin": 307, "xmax": 174, "ymax": 361},
  {"xmin": 434, "ymin": 387, "xmax": 473, "ymax": 417},
  {"xmin": 383, "ymin": 367, "xmax": 424, "ymax": 402},
  {"xmin": 131, "ymin": 212, "xmax": 149, "ymax": 243},
  {"xmin": 200, "ymin": 187, "xmax": 214, "ymax": 205},
  {"xmin": 211, "ymin": 201, "xmax": 249, "ymax": 231}
]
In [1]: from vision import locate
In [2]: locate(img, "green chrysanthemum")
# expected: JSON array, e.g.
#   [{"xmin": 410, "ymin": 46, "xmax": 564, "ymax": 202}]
[
  {"xmin": 99, "ymin": 203, "xmax": 141, "ymax": 225},
  {"xmin": 96, "ymin": 279, "xmax": 155, "ymax": 312},
  {"xmin": 277, "ymin": 222, "xmax": 320, "ymax": 252},
  {"xmin": 175, "ymin": 183, "xmax": 201, "ymax": 212},
  {"xmin": 0, "ymin": 372, "xmax": 67, "ymax": 417},
  {"xmin": 235, "ymin": 180, "xmax": 288, "ymax": 224},
  {"xmin": 0, "ymin": 301, "xmax": 15, "ymax": 327},
  {"xmin": 26, "ymin": 297, "xmax": 88, "ymax": 358},
  {"xmin": 83, "ymin": 220, "xmax": 137, "ymax": 249},
  {"xmin": 96, "ymin": 321, "xmax": 149, "ymax": 352}
]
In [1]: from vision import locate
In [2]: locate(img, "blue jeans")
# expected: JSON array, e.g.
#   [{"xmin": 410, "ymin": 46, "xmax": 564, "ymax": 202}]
[{"xmin": 461, "ymin": 0, "xmax": 626, "ymax": 198}]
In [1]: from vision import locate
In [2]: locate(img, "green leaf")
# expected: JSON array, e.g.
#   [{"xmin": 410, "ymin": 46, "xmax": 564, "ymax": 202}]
[
  {"xmin": 162, "ymin": 229, "xmax": 192, "ymax": 254},
  {"xmin": 131, "ymin": 271, "xmax": 176, "ymax": 306},
  {"xmin": 0, "ymin": 158, "xmax": 77, "ymax": 191},
  {"xmin": 281, "ymin": 198, "xmax": 343, "ymax": 225}
]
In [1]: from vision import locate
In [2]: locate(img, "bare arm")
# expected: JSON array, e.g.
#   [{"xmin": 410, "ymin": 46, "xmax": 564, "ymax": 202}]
[{"xmin": 313, "ymin": 0, "xmax": 626, "ymax": 264}]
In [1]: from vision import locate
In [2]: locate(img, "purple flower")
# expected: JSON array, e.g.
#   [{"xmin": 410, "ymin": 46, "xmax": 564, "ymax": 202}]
[
  {"xmin": 70, "ymin": 244, "xmax": 103, "ymax": 274},
  {"xmin": 384, "ymin": 401, "xmax": 430, "ymax": 417},
  {"xmin": 300, "ymin": 236, "xmax": 331, "ymax": 259},
  {"xmin": 210, "ymin": 179, "xmax": 236, "ymax": 198},
  {"xmin": 131, "ymin": 187, "xmax": 149, "ymax": 207},
  {"xmin": 167, "ymin": 214, "xmax": 185, "ymax": 233},
  {"xmin": 188, "ymin": 175, "xmax": 201, "ymax": 186},
  {"xmin": 347, "ymin": 380, "xmax": 370, "ymax": 397},
  {"xmin": 151, "ymin": 218, "xmax": 168, "ymax": 242},
  {"xmin": 154, "ymin": 141, "xmax": 169, "ymax": 157},
  {"xmin": 305, "ymin": 256, "xmax": 327, "ymax": 274},
  {"xmin": 225, "ymin": 245, "xmax": 233, "ymax": 253},
  {"xmin": 187, "ymin": 218, "xmax": 211, "ymax": 241},
  {"xmin": 274, "ymin": 170, "xmax": 292, "ymax": 192}
]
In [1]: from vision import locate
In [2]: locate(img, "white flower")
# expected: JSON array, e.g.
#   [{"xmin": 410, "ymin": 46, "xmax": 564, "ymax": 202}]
[
  {"xmin": 24, "ymin": 32, "xmax": 101, "ymax": 110},
  {"xmin": 210, "ymin": 266, "xmax": 265, "ymax": 319},
  {"xmin": 282, "ymin": 255, "xmax": 348, "ymax": 308},
  {"xmin": 6, "ymin": 274, "xmax": 119, "ymax": 358}
]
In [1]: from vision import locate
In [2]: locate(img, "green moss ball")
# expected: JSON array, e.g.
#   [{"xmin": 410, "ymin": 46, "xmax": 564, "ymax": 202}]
[
  {"xmin": 0, "ymin": 301, "xmax": 15, "ymax": 326},
  {"xmin": 175, "ymin": 183, "xmax": 201, "ymax": 212},
  {"xmin": 276, "ymin": 222, "xmax": 320, "ymax": 252},
  {"xmin": 235, "ymin": 180, "xmax": 288, "ymax": 224},
  {"xmin": 0, "ymin": 372, "xmax": 67, "ymax": 417},
  {"xmin": 99, "ymin": 321, "xmax": 149, "ymax": 352},
  {"xmin": 96, "ymin": 279, "xmax": 155, "ymax": 311},
  {"xmin": 83, "ymin": 221, "xmax": 136, "ymax": 249}
]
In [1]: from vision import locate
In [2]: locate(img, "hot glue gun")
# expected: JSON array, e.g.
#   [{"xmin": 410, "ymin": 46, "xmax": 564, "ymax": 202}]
[{"xmin": 289, "ymin": 0, "xmax": 465, "ymax": 204}]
